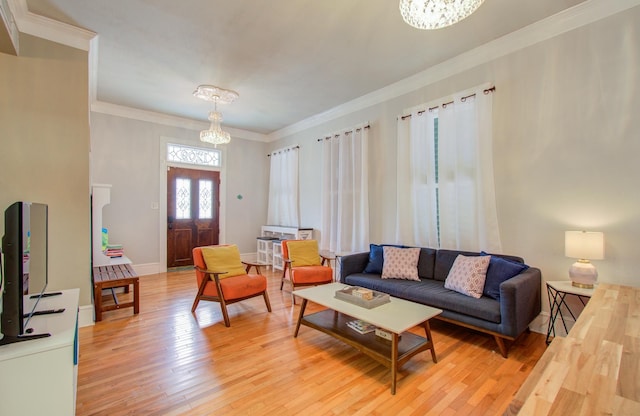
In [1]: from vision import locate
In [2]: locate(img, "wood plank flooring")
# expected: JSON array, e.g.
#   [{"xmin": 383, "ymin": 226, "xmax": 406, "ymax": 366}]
[{"xmin": 76, "ymin": 269, "xmax": 546, "ymax": 415}]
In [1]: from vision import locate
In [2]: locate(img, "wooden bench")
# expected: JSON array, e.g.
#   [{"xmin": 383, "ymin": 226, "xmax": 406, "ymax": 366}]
[{"xmin": 92, "ymin": 263, "xmax": 140, "ymax": 321}]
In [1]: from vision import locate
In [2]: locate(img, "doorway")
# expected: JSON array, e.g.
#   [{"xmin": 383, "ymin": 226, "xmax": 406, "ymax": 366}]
[{"xmin": 166, "ymin": 166, "xmax": 220, "ymax": 268}]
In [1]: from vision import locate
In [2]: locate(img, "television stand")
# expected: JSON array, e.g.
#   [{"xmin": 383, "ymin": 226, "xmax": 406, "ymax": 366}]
[
  {"xmin": 0, "ymin": 332, "xmax": 51, "ymax": 346},
  {"xmin": 30, "ymin": 291, "xmax": 63, "ymax": 299},
  {"xmin": 23, "ymin": 308, "xmax": 65, "ymax": 318}
]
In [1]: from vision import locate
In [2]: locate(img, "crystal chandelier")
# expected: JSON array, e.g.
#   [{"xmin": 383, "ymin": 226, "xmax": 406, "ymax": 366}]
[
  {"xmin": 193, "ymin": 85, "xmax": 239, "ymax": 147},
  {"xmin": 399, "ymin": 0, "xmax": 485, "ymax": 30}
]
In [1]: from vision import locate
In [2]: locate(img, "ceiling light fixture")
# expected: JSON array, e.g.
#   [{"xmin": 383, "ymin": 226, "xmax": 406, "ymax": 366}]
[
  {"xmin": 399, "ymin": 0, "xmax": 485, "ymax": 30},
  {"xmin": 193, "ymin": 85, "xmax": 239, "ymax": 147}
]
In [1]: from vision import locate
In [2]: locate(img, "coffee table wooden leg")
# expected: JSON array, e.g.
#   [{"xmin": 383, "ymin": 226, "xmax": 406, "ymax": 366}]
[
  {"xmin": 294, "ymin": 298, "xmax": 308, "ymax": 337},
  {"xmin": 423, "ymin": 320, "xmax": 437, "ymax": 363},
  {"xmin": 391, "ymin": 332, "xmax": 399, "ymax": 395}
]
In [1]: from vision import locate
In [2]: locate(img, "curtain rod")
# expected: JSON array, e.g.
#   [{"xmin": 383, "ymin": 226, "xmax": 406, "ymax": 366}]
[
  {"xmin": 267, "ymin": 145, "xmax": 299, "ymax": 157},
  {"xmin": 400, "ymin": 86, "xmax": 496, "ymax": 120},
  {"xmin": 316, "ymin": 124, "xmax": 370, "ymax": 142}
]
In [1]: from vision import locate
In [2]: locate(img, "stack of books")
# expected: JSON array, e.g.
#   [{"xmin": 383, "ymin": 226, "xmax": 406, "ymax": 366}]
[
  {"xmin": 104, "ymin": 243, "xmax": 124, "ymax": 258},
  {"xmin": 346, "ymin": 319, "xmax": 376, "ymax": 334}
]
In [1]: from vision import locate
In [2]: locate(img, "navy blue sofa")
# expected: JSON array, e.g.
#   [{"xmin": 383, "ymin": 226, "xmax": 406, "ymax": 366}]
[{"xmin": 339, "ymin": 247, "xmax": 542, "ymax": 357}]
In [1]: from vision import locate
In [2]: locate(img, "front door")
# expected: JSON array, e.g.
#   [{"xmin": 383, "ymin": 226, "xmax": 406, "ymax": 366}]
[{"xmin": 167, "ymin": 167, "xmax": 220, "ymax": 268}]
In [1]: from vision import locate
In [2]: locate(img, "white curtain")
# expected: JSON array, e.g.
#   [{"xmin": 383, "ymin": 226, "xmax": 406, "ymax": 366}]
[
  {"xmin": 396, "ymin": 109, "xmax": 440, "ymax": 247},
  {"xmin": 267, "ymin": 147, "xmax": 299, "ymax": 226},
  {"xmin": 396, "ymin": 86, "xmax": 501, "ymax": 252},
  {"xmin": 320, "ymin": 124, "xmax": 369, "ymax": 254}
]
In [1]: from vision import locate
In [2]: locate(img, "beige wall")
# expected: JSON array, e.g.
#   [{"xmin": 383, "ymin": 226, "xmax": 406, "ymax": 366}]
[
  {"xmin": 270, "ymin": 6, "xmax": 640, "ymax": 288},
  {"xmin": 90, "ymin": 112, "xmax": 270, "ymax": 267},
  {"xmin": 0, "ymin": 34, "xmax": 91, "ymax": 304}
]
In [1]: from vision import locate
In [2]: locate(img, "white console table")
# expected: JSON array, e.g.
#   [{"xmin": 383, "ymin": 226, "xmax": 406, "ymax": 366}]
[{"xmin": 0, "ymin": 289, "xmax": 80, "ymax": 415}]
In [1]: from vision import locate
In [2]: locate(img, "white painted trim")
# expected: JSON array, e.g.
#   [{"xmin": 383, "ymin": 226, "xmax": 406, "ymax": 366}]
[
  {"xmin": 159, "ymin": 136, "xmax": 228, "ymax": 273},
  {"xmin": 132, "ymin": 262, "xmax": 162, "ymax": 277},
  {"xmin": 77, "ymin": 304, "xmax": 95, "ymax": 327},
  {"xmin": 9, "ymin": 0, "xmax": 96, "ymax": 51},
  {"xmin": 91, "ymin": 101, "xmax": 268, "ymax": 142},
  {"xmin": 268, "ymin": 0, "xmax": 640, "ymax": 140}
]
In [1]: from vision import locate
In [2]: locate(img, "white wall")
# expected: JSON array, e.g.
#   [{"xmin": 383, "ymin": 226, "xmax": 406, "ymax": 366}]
[
  {"xmin": 90, "ymin": 112, "xmax": 269, "ymax": 273},
  {"xmin": 269, "ymin": 6, "xmax": 640, "ymax": 290}
]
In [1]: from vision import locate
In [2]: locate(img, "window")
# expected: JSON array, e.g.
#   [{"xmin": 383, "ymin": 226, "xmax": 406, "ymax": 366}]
[
  {"xmin": 396, "ymin": 86, "xmax": 501, "ymax": 251},
  {"xmin": 175, "ymin": 178, "xmax": 191, "ymax": 219},
  {"xmin": 167, "ymin": 143, "xmax": 221, "ymax": 167},
  {"xmin": 198, "ymin": 179, "xmax": 213, "ymax": 219}
]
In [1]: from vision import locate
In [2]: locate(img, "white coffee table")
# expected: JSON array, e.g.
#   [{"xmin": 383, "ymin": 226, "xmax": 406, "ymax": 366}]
[{"xmin": 293, "ymin": 282, "xmax": 442, "ymax": 394}]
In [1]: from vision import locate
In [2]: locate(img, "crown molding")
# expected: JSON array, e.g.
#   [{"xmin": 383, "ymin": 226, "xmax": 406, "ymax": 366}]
[
  {"xmin": 9, "ymin": 0, "xmax": 95, "ymax": 50},
  {"xmin": 268, "ymin": 0, "xmax": 640, "ymax": 141},
  {"xmin": 91, "ymin": 101, "xmax": 269, "ymax": 143}
]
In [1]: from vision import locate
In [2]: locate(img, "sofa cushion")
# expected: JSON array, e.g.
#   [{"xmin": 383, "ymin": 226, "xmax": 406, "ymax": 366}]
[
  {"xmin": 444, "ymin": 255, "xmax": 491, "ymax": 298},
  {"xmin": 381, "ymin": 246, "xmax": 420, "ymax": 281},
  {"xmin": 417, "ymin": 248, "xmax": 437, "ymax": 280},
  {"xmin": 481, "ymin": 252, "xmax": 529, "ymax": 300},
  {"xmin": 363, "ymin": 243, "xmax": 404, "ymax": 274},
  {"xmin": 434, "ymin": 249, "xmax": 482, "ymax": 281},
  {"xmin": 343, "ymin": 273, "xmax": 501, "ymax": 323}
]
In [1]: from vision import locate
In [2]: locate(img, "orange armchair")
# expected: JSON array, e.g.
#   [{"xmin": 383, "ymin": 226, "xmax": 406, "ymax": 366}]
[
  {"xmin": 280, "ymin": 239, "xmax": 333, "ymax": 301},
  {"xmin": 192, "ymin": 244, "xmax": 271, "ymax": 327}
]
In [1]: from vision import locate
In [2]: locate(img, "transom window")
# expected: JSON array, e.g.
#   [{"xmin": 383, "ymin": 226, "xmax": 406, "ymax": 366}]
[{"xmin": 167, "ymin": 143, "xmax": 221, "ymax": 167}]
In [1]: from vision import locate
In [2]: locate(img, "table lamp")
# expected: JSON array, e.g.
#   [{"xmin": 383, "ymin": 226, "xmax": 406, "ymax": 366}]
[{"xmin": 565, "ymin": 231, "xmax": 604, "ymax": 288}]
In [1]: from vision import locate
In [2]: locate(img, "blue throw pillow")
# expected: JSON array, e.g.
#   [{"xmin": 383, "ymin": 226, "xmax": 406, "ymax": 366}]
[
  {"xmin": 363, "ymin": 244, "xmax": 384, "ymax": 273},
  {"xmin": 363, "ymin": 244, "xmax": 404, "ymax": 274},
  {"xmin": 481, "ymin": 252, "xmax": 529, "ymax": 300}
]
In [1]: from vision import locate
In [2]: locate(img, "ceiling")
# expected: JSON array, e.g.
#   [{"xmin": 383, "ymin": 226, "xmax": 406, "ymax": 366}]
[{"xmin": 24, "ymin": 0, "xmax": 586, "ymax": 136}]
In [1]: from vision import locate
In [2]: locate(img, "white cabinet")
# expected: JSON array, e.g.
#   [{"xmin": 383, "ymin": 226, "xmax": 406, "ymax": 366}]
[
  {"xmin": 0, "ymin": 289, "xmax": 80, "ymax": 416},
  {"xmin": 272, "ymin": 241, "xmax": 284, "ymax": 271},
  {"xmin": 257, "ymin": 237, "xmax": 275, "ymax": 265},
  {"xmin": 258, "ymin": 226, "xmax": 313, "ymax": 270}
]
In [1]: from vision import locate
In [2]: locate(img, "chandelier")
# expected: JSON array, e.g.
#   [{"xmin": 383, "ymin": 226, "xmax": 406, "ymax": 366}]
[
  {"xmin": 193, "ymin": 85, "xmax": 239, "ymax": 147},
  {"xmin": 399, "ymin": 0, "xmax": 485, "ymax": 30}
]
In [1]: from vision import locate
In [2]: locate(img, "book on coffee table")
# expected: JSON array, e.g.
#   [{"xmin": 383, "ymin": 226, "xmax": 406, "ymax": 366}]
[{"xmin": 346, "ymin": 319, "xmax": 376, "ymax": 334}]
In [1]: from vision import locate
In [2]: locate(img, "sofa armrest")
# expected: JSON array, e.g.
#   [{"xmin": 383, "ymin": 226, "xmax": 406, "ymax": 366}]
[
  {"xmin": 499, "ymin": 267, "xmax": 542, "ymax": 338},
  {"xmin": 339, "ymin": 252, "xmax": 369, "ymax": 283}
]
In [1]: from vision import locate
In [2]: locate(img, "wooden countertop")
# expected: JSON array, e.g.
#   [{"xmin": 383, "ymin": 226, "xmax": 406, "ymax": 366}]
[{"xmin": 505, "ymin": 283, "xmax": 640, "ymax": 415}]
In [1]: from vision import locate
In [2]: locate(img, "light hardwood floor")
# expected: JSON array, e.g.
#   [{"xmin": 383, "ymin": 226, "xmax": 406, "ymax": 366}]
[{"xmin": 76, "ymin": 269, "xmax": 546, "ymax": 416}]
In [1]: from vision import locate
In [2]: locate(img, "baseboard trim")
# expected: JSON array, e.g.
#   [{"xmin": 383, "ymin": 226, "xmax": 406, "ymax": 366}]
[
  {"xmin": 78, "ymin": 304, "xmax": 95, "ymax": 327},
  {"xmin": 528, "ymin": 311, "xmax": 575, "ymax": 337},
  {"xmin": 132, "ymin": 262, "xmax": 162, "ymax": 276}
]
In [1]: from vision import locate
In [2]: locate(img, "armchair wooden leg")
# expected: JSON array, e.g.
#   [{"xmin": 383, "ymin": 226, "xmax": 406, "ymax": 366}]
[
  {"xmin": 191, "ymin": 298, "xmax": 200, "ymax": 313},
  {"xmin": 191, "ymin": 276, "xmax": 209, "ymax": 313},
  {"xmin": 263, "ymin": 291, "xmax": 272, "ymax": 312},
  {"xmin": 219, "ymin": 297, "xmax": 231, "ymax": 327}
]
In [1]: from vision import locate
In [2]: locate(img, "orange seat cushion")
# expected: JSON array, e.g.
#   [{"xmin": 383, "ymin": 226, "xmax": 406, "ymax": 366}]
[
  {"xmin": 290, "ymin": 265, "xmax": 333, "ymax": 285},
  {"xmin": 194, "ymin": 246, "xmax": 267, "ymax": 300},
  {"xmin": 219, "ymin": 274, "xmax": 268, "ymax": 300}
]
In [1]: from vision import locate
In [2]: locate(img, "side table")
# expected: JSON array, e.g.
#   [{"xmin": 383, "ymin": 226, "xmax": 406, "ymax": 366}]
[
  {"xmin": 240, "ymin": 253, "xmax": 270, "ymax": 275},
  {"xmin": 545, "ymin": 280, "xmax": 594, "ymax": 344}
]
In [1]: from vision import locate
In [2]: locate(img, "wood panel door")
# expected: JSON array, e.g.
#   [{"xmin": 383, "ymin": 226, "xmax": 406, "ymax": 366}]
[{"xmin": 167, "ymin": 167, "xmax": 220, "ymax": 268}]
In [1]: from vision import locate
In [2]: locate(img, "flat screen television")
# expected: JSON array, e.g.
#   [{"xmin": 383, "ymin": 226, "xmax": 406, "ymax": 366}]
[{"xmin": 1, "ymin": 201, "xmax": 51, "ymax": 344}]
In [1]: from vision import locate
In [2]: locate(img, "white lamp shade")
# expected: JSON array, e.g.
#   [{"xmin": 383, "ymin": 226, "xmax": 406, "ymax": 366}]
[{"xmin": 565, "ymin": 231, "xmax": 604, "ymax": 260}]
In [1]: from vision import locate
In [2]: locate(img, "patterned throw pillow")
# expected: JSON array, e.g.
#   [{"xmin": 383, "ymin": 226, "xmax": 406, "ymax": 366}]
[
  {"xmin": 444, "ymin": 255, "xmax": 491, "ymax": 298},
  {"xmin": 381, "ymin": 246, "xmax": 420, "ymax": 281}
]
